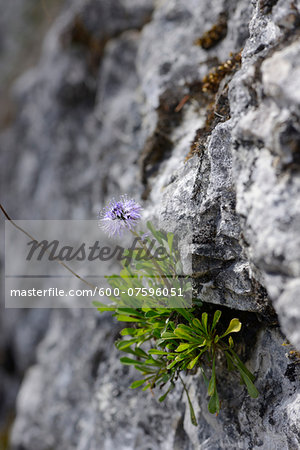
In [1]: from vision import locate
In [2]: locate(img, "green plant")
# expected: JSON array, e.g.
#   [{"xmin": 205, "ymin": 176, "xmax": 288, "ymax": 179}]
[
  {"xmin": 0, "ymin": 199, "xmax": 259, "ymax": 426},
  {"xmin": 94, "ymin": 221, "xmax": 259, "ymax": 425}
]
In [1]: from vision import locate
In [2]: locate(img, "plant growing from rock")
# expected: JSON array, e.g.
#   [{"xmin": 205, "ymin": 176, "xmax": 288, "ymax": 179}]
[
  {"xmin": 94, "ymin": 197, "xmax": 259, "ymax": 425},
  {"xmin": 0, "ymin": 199, "xmax": 259, "ymax": 424}
]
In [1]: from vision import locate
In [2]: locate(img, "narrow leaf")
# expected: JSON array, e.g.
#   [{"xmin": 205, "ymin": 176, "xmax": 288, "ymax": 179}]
[
  {"xmin": 167, "ymin": 233, "xmax": 174, "ymax": 253},
  {"xmin": 116, "ymin": 315, "xmax": 142, "ymax": 323},
  {"xmin": 120, "ymin": 328, "xmax": 138, "ymax": 336},
  {"xmin": 166, "ymin": 360, "xmax": 178, "ymax": 370},
  {"xmin": 208, "ymin": 356, "xmax": 216, "ymax": 396},
  {"xmin": 230, "ymin": 351, "xmax": 255, "ymax": 382},
  {"xmin": 148, "ymin": 349, "xmax": 171, "ymax": 355},
  {"xmin": 180, "ymin": 376, "xmax": 198, "ymax": 426},
  {"xmin": 146, "ymin": 221, "xmax": 163, "ymax": 244},
  {"xmin": 225, "ymin": 351, "xmax": 234, "ymax": 371},
  {"xmin": 211, "ymin": 310, "xmax": 222, "ymax": 331},
  {"xmin": 130, "ymin": 379, "xmax": 146, "ymax": 389},
  {"xmin": 239, "ymin": 370, "xmax": 259, "ymax": 398},
  {"xmin": 175, "ymin": 343, "xmax": 195, "ymax": 352},
  {"xmin": 159, "ymin": 382, "xmax": 175, "ymax": 402},
  {"xmin": 187, "ymin": 352, "xmax": 203, "ymax": 370},
  {"xmin": 201, "ymin": 367, "xmax": 209, "ymax": 388},
  {"xmin": 120, "ymin": 357, "xmax": 144, "ymax": 365},
  {"xmin": 201, "ymin": 313, "xmax": 208, "ymax": 333},
  {"xmin": 192, "ymin": 318, "xmax": 205, "ymax": 333},
  {"xmin": 116, "ymin": 339, "xmax": 137, "ymax": 351}
]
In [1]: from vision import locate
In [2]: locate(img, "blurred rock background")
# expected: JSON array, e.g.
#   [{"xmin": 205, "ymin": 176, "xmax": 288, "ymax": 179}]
[{"xmin": 0, "ymin": 0, "xmax": 300, "ymax": 449}]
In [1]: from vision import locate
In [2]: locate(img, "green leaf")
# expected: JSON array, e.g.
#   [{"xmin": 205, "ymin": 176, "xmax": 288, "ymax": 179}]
[
  {"xmin": 159, "ymin": 382, "xmax": 175, "ymax": 402},
  {"xmin": 116, "ymin": 315, "xmax": 142, "ymax": 323},
  {"xmin": 226, "ymin": 351, "xmax": 258, "ymax": 397},
  {"xmin": 211, "ymin": 310, "xmax": 222, "ymax": 331},
  {"xmin": 148, "ymin": 349, "xmax": 171, "ymax": 355},
  {"xmin": 187, "ymin": 352, "xmax": 202, "ymax": 370},
  {"xmin": 167, "ymin": 233, "xmax": 174, "ymax": 253},
  {"xmin": 146, "ymin": 221, "xmax": 163, "ymax": 244},
  {"xmin": 174, "ymin": 328, "xmax": 199, "ymax": 342},
  {"xmin": 221, "ymin": 318, "xmax": 242, "ymax": 338},
  {"xmin": 192, "ymin": 298, "xmax": 203, "ymax": 307},
  {"xmin": 135, "ymin": 366, "xmax": 156, "ymax": 374},
  {"xmin": 120, "ymin": 357, "xmax": 144, "ymax": 366},
  {"xmin": 191, "ymin": 318, "xmax": 205, "ymax": 333},
  {"xmin": 201, "ymin": 312, "xmax": 208, "ymax": 333},
  {"xmin": 161, "ymin": 331, "xmax": 177, "ymax": 340},
  {"xmin": 130, "ymin": 379, "xmax": 146, "ymax": 389},
  {"xmin": 200, "ymin": 367, "xmax": 209, "ymax": 388},
  {"xmin": 120, "ymin": 328, "xmax": 138, "ymax": 336},
  {"xmin": 133, "ymin": 347, "xmax": 149, "ymax": 358},
  {"xmin": 188, "ymin": 396, "xmax": 198, "ymax": 426},
  {"xmin": 116, "ymin": 339, "xmax": 137, "ymax": 351},
  {"xmin": 175, "ymin": 343, "xmax": 195, "ymax": 352},
  {"xmin": 230, "ymin": 351, "xmax": 255, "ymax": 382},
  {"xmin": 158, "ymin": 391, "xmax": 169, "ymax": 402},
  {"xmin": 239, "ymin": 370, "xmax": 259, "ymax": 398},
  {"xmin": 198, "ymin": 338, "xmax": 207, "ymax": 348},
  {"xmin": 208, "ymin": 388, "xmax": 220, "ymax": 414},
  {"xmin": 162, "ymin": 374, "xmax": 170, "ymax": 383},
  {"xmin": 116, "ymin": 308, "xmax": 145, "ymax": 317},
  {"xmin": 176, "ymin": 324, "xmax": 197, "ymax": 334},
  {"xmin": 96, "ymin": 306, "xmax": 116, "ymax": 312},
  {"xmin": 225, "ymin": 351, "xmax": 234, "ymax": 371},
  {"xmin": 93, "ymin": 301, "xmax": 116, "ymax": 312},
  {"xmin": 176, "ymin": 309, "xmax": 194, "ymax": 323},
  {"xmin": 166, "ymin": 360, "xmax": 178, "ymax": 370},
  {"xmin": 180, "ymin": 376, "xmax": 198, "ymax": 426},
  {"xmin": 208, "ymin": 356, "xmax": 216, "ymax": 396},
  {"xmin": 175, "ymin": 353, "xmax": 187, "ymax": 362},
  {"xmin": 144, "ymin": 310, "xmax": 162, "ymax": 318}
]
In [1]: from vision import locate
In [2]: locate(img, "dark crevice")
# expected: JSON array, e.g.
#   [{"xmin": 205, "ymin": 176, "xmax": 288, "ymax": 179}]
[
  {"xmin": 193, "ymin": 300, "xmax": 277, "ymax": 362},
  {"xmin": 90, "ymin": 349, "xmax": 105, "ymax": 379},
  {"xmin": 139, "ymin": 87, "xmax": 186, "ymax": 199},
  {"xmin": 259, "ymin": 0, "xmax": 279, "ymax": 15},
  {"xmin": 186, "ymin": 51, "xmax": 242, "ymax": 160},
  {"xmin": 173, "ymin": 416, "xmax": 191, "ymax": 450}
]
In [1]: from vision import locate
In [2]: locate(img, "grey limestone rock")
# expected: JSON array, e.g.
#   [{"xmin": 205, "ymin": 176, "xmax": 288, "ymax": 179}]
[{"xmin": 0, "ymin": 0, "xmax": 300, "ymax": 448}]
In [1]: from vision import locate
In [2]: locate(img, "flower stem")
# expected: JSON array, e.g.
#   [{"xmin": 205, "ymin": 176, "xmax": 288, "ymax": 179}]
[
  {"xmin": 0, "ymin": 204, "xmax": 98, "ymax": 291},
  {"xmin": 131, "ymin": 230, "xmax": 172, "ymax": 290}
]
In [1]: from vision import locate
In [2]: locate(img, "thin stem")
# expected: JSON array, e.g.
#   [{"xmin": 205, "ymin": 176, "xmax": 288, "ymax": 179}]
[
  {"xmin": 131, "ymin": 230, "xmax": 172, "ymax": 290},
  {"xmin": 0, "ymin": 204, "xmax": 98, "ymax": 291}
]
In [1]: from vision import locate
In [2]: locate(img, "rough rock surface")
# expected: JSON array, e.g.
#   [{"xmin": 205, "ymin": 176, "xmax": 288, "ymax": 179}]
[
  {"xmin": 1, "ymin": 0, "xmax": 300, "ymax": 448},
  {"xmin": 0, "ymin": 0, "xmax": 63, "ymax": 128}
]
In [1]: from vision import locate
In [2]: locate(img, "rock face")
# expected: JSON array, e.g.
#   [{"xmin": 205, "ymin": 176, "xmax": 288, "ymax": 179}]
[{"xmin": 1, "ymin": 0, "xmax": 300, "ymax": 448}]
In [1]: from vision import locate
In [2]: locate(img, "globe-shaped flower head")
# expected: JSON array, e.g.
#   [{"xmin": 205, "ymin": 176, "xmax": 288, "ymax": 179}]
[{"xmin": 99, "ymin": 196, "xmax": 142, "ymax": 237}]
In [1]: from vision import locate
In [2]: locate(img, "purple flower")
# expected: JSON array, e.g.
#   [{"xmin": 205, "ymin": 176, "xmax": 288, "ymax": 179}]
[{"xmin": 99, "ymin": 196, "xmax": 142, "ymax": 237}]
